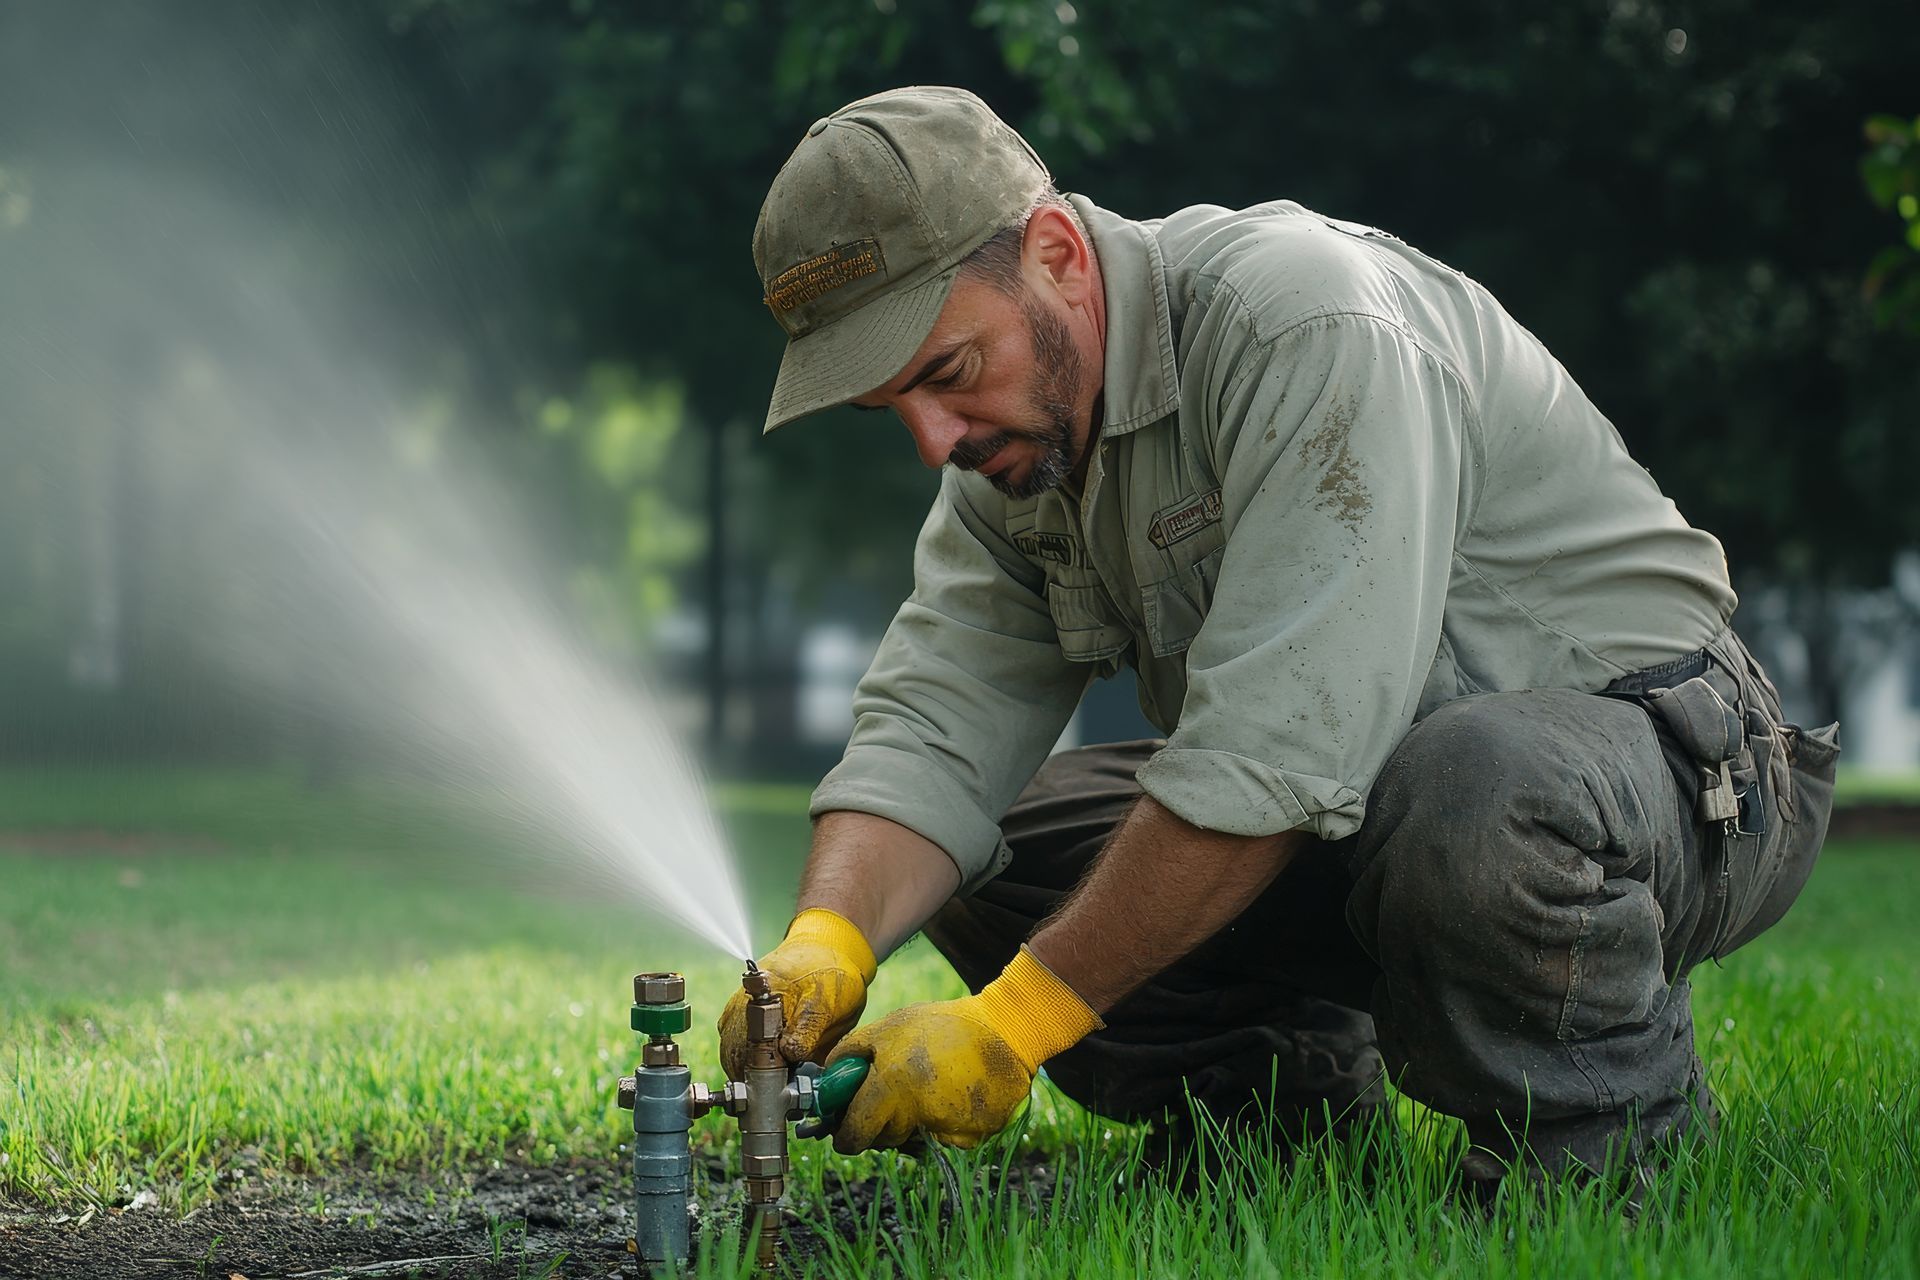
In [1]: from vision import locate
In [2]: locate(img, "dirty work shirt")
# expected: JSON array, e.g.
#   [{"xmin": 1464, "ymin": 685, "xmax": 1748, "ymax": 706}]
[{"xmin": 811, "ymin": 196, "xmax": 1738, "ymax": 894}]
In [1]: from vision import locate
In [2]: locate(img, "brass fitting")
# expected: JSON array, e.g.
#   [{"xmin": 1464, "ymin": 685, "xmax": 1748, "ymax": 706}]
[
  {"xmin": 739, "ymin": 964, "xmax": 789, "ymax": 1271},
  {"xmin": 634, "ymin": 972, "xmax": 687, "ymax": 1004}
]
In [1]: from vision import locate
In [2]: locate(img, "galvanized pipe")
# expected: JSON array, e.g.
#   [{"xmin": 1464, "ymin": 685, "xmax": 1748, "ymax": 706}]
[
  {"xmin": 621, "ymin": 972, "xmax": 715, "ymax": 1270},
  {"xmin": 630, "ymin": 1059, "xmax": 694, "ymax": 1265}
]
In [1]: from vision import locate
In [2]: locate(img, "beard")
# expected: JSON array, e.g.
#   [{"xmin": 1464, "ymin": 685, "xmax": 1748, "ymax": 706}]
[{"xmin": 947, "ymin": 294, "xmax": 1085, "ymax": 500}]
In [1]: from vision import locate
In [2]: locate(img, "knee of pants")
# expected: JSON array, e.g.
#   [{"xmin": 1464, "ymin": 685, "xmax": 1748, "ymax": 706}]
[
  {"xmin": 1348, "ymin": 692, "xmax": 1672, "ymax": 1034},
  {"xmin": 1358, "ymin": 696, "xmax": 1569, "ymax": 909},
  {"xmin": 1357, "ymin": 691, "xmax": 1665, "ymax": 908}
]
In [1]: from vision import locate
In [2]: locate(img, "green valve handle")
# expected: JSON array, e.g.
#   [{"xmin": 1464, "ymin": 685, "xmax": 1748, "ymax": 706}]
[{"xmin": 808, "ymin": 1057, "xmax": 870, "ymax": 1121}]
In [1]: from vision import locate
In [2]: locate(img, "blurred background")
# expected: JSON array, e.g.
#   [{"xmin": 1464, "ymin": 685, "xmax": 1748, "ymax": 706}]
[{"xmin": 3, "ymin": 0, "xmax": 1919, "ymax": 792}]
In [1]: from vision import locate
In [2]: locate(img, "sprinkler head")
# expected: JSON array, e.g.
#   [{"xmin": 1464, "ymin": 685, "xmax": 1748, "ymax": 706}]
[{"xmin": 742, "ymin": 968, "xmax": 773, "ymax": 1001}]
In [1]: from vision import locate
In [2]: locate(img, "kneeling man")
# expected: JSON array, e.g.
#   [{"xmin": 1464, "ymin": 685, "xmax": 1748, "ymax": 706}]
[{"xmin": 724, "ymin": 86, "xmax": 1838, "ymax": 1192}]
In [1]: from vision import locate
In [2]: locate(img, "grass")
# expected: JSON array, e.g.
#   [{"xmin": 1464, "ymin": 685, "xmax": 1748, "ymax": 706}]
[
  {"xmin": 2, "ymin": 766, "xmax": 1918, "ymax": 1277},
  {"xmin": 1835, "ymin": 766, "xmax": 1920, "ymax": 805}
]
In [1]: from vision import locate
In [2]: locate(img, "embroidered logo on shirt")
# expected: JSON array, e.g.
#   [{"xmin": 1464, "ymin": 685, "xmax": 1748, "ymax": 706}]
[
  {"xmin": 1147, "ymin": 489, "xmax": 1223, "ymax": 550},
  {"xmin": 1014, "ymin": 530, "xmax": 1085, "ymax": 567},
  {"xmin": 764, "ymin": 239, "xmax": 885, "ymax": 314}
]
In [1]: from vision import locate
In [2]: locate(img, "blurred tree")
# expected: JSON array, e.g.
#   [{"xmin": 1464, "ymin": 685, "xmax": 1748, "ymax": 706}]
[
  {"xmin": 535, "ymin": 366, "xmax": 704, "ymax": 650},
  {"xmin": 1863, "ymin": 113, "xmax": 1920, "ymax": 336},
  {"xmin": 5, "ymin": 0, "xmax": 1917, "ymax": 744},
  {"xmin": 381, "ymin": 1, "xmax": 1920, "ymax": 584},
  {"xmin": 377, "ymin": 0, "xmax": 1920, "ymax": 721}
]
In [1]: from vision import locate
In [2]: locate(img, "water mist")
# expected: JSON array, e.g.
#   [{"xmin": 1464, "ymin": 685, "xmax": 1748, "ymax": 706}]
[{"xmin": 2, "ymin": 162, "xmax": 757, "ymax": 961}]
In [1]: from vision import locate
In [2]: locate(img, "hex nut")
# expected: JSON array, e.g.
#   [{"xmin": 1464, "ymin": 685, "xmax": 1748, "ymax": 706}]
[
  {"xmin": 743, "ymin": 1153, "xmax": 785, "ymax": 1179},
  {"xmin": 642, "ymin": 1040, "xmax": 681, "ymax": 1068},
  {"xmin": 616, "ymin": 1076, "xmax": 637, "ymax": 1109},
  {"xmin": 633, "ymin": 972, "xmax": 686, "ymax": 1005},
  {"xmin": 689, "ymin": 1082, "xmax": 718, "ymax": 1117},
  {"xmin": 745, "ymin": 1000, "xmax": 783, "ymax": 1042},
  {"xmin": 785, "ymin": 1072, "xmax": 816, "ymax": 1120},
  {"xmin": 723, "ymin": 1081, "xmax": 750, "ymax": 1115}
]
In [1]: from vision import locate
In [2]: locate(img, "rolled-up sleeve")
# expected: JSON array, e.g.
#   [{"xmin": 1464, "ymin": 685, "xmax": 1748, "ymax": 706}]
[
  {"xmin": 1136, "ymin": 313, "xmax": 1473, "ymax": 841},
  {"xmin": 810, "ymin": 470, "xmax": 1090, "ymax": 893}
]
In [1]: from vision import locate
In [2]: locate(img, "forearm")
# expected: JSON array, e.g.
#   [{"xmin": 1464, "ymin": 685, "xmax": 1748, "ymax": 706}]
[
  {"xmin": 796, "ymin": 810, "xmax": 962, "ymax": 960},
  {"xmin": 1027, "ymin": 795, "xmax": 1307, "ymax": 1013}
]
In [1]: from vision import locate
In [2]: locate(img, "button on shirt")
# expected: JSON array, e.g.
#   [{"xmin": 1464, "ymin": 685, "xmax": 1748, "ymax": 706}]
[{"xmin": 811, "ymin": 196, "xmax": 1738, "ymax": 894}]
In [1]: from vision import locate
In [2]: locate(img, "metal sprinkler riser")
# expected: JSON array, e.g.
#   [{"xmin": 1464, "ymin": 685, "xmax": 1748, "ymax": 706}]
[{"xmin": 618, "ymin": 966, "xmax": 863, "ymax": 1273}]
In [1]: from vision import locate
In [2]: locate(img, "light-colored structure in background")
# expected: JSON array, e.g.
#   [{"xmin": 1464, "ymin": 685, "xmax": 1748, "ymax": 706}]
[
  {"xmin": 659, "ymin": 558, "xmax": 1920, "ymax": 775},
  {"xmin": 1845, "ymin": 648, "xmax": 1920, "ymax": 770},
  {"xmin": 1839, "ymin": 550, "xmax": 1920, "ymax": 771}
]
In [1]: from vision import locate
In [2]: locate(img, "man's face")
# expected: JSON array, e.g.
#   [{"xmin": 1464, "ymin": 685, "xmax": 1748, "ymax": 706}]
[{"xmin": 850, "ymin": 272, "xmax": 1098, "ymax": 499}]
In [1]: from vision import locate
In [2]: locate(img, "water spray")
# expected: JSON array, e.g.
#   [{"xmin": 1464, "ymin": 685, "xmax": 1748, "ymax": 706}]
[{"xmin": 617, "ymin": 967, "xmax": 868, "ymax": 1272}]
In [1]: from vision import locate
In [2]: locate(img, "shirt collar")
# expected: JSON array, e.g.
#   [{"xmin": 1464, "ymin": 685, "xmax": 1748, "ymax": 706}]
[{"xmin": 1070, "ymin": 195, "xmax": 1181, "ymax": 439}]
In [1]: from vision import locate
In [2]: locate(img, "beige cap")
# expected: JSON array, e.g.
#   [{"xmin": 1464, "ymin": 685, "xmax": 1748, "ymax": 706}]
[{"xmin": 753, "ymin": 86, "xmax": 1051, "ymax": 433}]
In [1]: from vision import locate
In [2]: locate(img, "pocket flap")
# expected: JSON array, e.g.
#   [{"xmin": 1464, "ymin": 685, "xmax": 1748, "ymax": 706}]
[
  {"xmin": 1046, "ymin": 582, "xmax": 1130, "ymax": 665},
  {"xmin": 1644, "ymin": 675, "xmax": 1742, "ymax": 764},
  {"xmin": 1141, "ymin": 548, "xmax": 1223, "ymax": 659}
]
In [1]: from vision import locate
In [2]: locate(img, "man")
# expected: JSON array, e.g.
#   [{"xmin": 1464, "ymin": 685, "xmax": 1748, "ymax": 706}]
[{"xmin": 722, "ymin": 85, "xmax": 1838, "ymax": 1193}]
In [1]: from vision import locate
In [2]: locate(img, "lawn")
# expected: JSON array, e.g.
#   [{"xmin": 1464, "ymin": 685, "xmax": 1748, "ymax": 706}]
[{"xmin": 2, "ymin": 767, "xmax": 1917, "ymax": 1278}]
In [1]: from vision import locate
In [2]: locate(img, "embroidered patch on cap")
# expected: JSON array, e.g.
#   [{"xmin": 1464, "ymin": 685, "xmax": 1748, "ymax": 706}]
[
  {"xmin": 1148, "ymin": 489, "xmax": 1224, "ymax": 549},
  {"xmin": 764, "ymin": 239, "xmax": 886, "ymax": 314}
]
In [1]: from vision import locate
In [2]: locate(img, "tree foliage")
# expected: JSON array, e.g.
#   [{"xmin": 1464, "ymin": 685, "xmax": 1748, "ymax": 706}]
[
  {"xmin": 4, "ymin": 0, "xmax": 1917, "ymax": 688},
  {"xmin": 370, "ymin": 0, "xmax": 1920, "ymax": 597},
  {"xmin": 1863, "ymin": 113, "xmax": 1920, "ymax": 337}
]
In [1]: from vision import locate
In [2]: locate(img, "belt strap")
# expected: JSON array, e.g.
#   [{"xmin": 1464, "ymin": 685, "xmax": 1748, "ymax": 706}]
[{"xmin": 1602, "ymin": 645, "xmax": 1712, "ymax": 698}]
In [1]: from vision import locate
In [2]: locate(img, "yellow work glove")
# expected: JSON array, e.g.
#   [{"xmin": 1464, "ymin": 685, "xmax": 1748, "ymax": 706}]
[
  {"xmin": 825, "ymin": 946, "xmax": 1103, "ymax": 1154},
  {"xmin": 719, "ymin": 907, "xmax": 877, "ymax": 1081}
]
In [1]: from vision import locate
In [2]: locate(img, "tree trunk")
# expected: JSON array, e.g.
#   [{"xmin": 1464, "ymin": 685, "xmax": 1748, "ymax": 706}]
[{"xmin": 705, "ymin": 414, "xmax": 729, "ymax": 764}]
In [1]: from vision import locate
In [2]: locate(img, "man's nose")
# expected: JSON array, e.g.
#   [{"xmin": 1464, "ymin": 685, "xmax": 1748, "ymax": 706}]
[{"xmin": 899, "ymin": 401, "xmax": 971, "ymax": 469}]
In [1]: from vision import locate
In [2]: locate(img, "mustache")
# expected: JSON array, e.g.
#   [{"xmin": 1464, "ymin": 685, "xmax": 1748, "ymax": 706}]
[
  {"xmin": 947, "ymin": 431, "xmax": 1018, "ymax": 471},
  {"xmin": 946, "ymin": 420, "xmax": 1075, "ymax": 500}
]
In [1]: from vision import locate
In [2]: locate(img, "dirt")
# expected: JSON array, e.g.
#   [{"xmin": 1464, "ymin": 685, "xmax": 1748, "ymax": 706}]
[
  {"xmin": 1825, "ymin": 802, "xmax": 1920, "ymax": 842},
  {"xmin": 0, "ymin": 831, "xmax": 228, "ymax": 857},
  {"xmin": 0, "ymin": 1161, "xmax": 631, "ymax": 1280},
  {"xmin": 0, "ymin": 1155, "xmax": 1063, "ymax": 1280}
]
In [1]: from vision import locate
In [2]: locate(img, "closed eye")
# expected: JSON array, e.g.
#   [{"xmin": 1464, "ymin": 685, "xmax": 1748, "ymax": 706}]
[{"xmin": 926, "ymin": 358, "xmax": 972, "ymax": 392}]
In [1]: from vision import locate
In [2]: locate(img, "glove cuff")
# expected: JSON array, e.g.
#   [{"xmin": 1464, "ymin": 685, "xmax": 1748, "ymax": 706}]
[
  {"xmin": 974, "ymin": 946, "xmax": 1104, "ymax": 1074},
  {"xmin": 786, "ymin": 907, "xmax": 879, "ymax": 983}
]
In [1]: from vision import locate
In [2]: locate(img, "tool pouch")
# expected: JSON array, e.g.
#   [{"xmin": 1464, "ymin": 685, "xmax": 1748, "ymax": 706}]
[
  {"xmin": 1642, "ymin": 676, "xmax": 1744, "ymax": 824},
  {"xmin": 1609, "ymin": 632, "xmax": 1839, "ymax": 964}
]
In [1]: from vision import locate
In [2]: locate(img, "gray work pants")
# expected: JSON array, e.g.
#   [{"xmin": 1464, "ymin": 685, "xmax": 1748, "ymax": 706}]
[{"xmin": 923, "ymin": 630, "xmax": 1838, "ymax": 1173}]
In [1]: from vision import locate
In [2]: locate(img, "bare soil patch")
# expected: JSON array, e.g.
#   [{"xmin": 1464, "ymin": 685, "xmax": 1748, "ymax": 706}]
[
  {"xmin": 0, "ymin": 1156, "xmax": 1058, "ymax": 1279},
  {"xmin": 2, "ymin": 1162, "xmax": 647, "ymax": 1280},
  {"xmin": 0, "ymin": 830, "xmax": 228, "ymax": 857},
  {"xmin": 1826, "ymin": 802, "xmax": 1920, "ymax": 841}
]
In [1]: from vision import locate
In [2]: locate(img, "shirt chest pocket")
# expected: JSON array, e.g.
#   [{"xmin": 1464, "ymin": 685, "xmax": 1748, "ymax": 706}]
[
  {"xmin": 1141, "ymin": 546, "xmax": 1224, "ymax": 659},
  {"xmin": 1045, "ymin": 578, "xmax": 1131, "ymax": 670}
]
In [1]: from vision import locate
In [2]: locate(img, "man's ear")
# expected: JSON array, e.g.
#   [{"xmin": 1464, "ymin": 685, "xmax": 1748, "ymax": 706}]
[{"xmin": 1023, "ymin": 205, "xmax": 1094, "ymax": 306}]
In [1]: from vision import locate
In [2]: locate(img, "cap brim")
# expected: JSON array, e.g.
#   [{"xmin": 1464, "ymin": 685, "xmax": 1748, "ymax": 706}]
[{"xmin": 761, "ymin": 267, "xmax": 958, "ymax": 433}]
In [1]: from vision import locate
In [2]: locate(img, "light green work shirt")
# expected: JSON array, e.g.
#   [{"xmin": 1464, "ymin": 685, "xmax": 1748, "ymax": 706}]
[{"xmin": 811, "ymin": 196, "xmax": 1737, "ymax": 894}]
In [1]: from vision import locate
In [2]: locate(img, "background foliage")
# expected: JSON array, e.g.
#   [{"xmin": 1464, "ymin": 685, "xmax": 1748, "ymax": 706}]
[
  {"xmin": 1, "ymin": 0, "xmax": 1916, "ymax": 755},
  {"xmin": 1863, "ymin": 111, "xmax": 1920, "ymax": 335}
]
